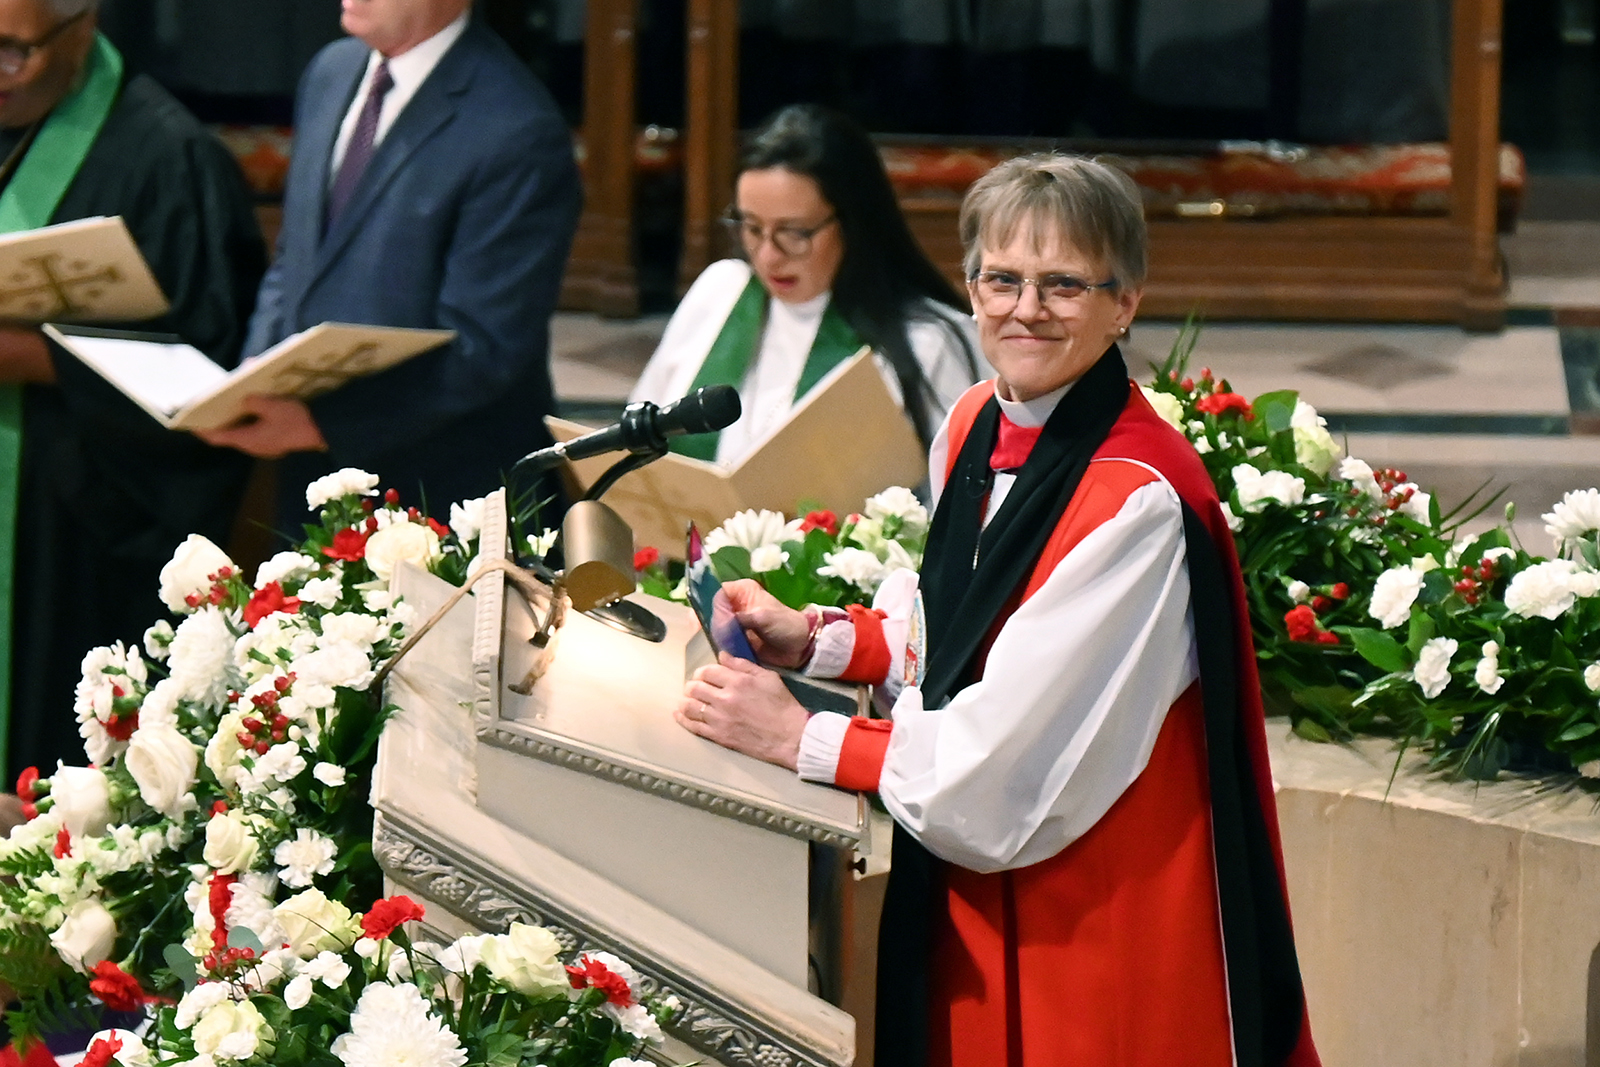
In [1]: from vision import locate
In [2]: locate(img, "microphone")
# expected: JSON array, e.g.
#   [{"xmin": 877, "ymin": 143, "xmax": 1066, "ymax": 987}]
[{"xmin": 514, "ymin": 385, "xmax": 742, "ymax": 474}]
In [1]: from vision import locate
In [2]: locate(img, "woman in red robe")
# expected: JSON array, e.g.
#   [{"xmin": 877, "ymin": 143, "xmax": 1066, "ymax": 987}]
[{"xmin": 675, "ymin": 153, "xmax": 1321, "ymax": 1067}]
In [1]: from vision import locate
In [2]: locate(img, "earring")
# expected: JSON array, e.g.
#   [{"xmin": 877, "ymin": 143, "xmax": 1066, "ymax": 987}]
[{"xmin": 1118, "ymin": 326, "xmax": 1128, "ymax": 336}]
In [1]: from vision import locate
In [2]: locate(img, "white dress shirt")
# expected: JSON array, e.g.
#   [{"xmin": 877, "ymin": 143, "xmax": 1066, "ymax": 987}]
[{"xmin": 329, "ymin": 12, "xmax": 470, "ymax": 180}]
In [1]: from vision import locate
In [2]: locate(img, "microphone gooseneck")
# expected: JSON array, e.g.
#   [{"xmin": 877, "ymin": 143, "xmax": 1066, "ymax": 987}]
[{"xmin": 512, "ymin": 385, "xmax": 743, "ymax": 476}]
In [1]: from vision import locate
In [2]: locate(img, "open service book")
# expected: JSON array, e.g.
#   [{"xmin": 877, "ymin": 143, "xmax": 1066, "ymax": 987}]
[
  {"xmin": 548, "ymin": 349, "xmax": 926, "ymax": 556},
  {"xmin": 43, "ymin": 321, "xmax": 454, "ymax": 432},
  {"xmin": 0, "ymin": 216, "xmax": 168, "ymax": 322}
]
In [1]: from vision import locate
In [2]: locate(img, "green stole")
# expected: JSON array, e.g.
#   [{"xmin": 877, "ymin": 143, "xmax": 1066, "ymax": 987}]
[
  {"xmin": 672, "ymin": 275, "xmax": 863, "ymax": 461},
  {"xmin": 0, "ymin": 34, "xmax": 123, "ymax": 770}
]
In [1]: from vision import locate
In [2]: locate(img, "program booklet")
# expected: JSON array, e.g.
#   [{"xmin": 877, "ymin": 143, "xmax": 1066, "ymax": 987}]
[
  {"xmin": 0, "ymin": 216, "xmax": 168, "ymax": 323},
  {"xmin": 548, "ymin": 350, "xmax": 926, "ymax": 556},
  {"xmin": 44, "ymin": 321, "xmax": 454, "ymax": 432}
]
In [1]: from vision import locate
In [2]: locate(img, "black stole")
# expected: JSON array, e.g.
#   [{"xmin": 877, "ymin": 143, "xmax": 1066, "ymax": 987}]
[{"xmin": 874, "ymin": 344, "xmax": 1305, "ymax": 1067}]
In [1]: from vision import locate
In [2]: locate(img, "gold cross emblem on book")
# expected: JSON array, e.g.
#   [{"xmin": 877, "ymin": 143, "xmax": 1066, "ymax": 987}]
[{"xmin": 0, "ymin": 254, "xmax": 122, "ymax": 318}]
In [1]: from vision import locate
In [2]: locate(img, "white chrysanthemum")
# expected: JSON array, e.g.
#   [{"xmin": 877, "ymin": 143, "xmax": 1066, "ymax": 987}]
[
  {"xmin": 167, "ymin": 608, "xmax": 239, "ymax": 709},
  {"xmin": 1504, "ymin": 559, "xmax": 1582, "ymax": 620},
  {"xmin": 1412, "ymin": 637, "xmax": 1458, "ymax": 699},
  {"xmin": 1474, "ymin": 641, "xmax": 1505, "ymax": 695},
  {"xmin": 274, "ymin": 829, "xmax": 337, "ymax": 889},
  {"xmin": 1232, "ymin": 464, "xmax": 1305, "ymax": 513},
  {"xmin": 1545, "ymin": 488, "xmax": 1600, "ymax": 547},
  {"xmin": 817, "ymin": 547, "xmax": 889, "ymax": 594},
  {"xmin": 748, "ymin": 544, "xmax": 787, "ymax": 574},
  {"xmin": 306, "ymin": 469, "xmax": 380, "ymax": 511},
  {"xmin": 1140, "ymin": 386, "xmax": 1185, "ymax": 430},
  {"xmin": 704, "ymin": 509, "xmax": 804, "ymax": 556},
  {"xmin": 331, "ymin": 982, "xmax": 467, "ymax": 1067},
  {"xmin": 1368, "ymin": 566, "xmax": 1425, "ymax": 630},
  {"xmin": 864, "ymin": 486, "xmax": 930, "ymax": 538},
  {"xmin": 449, "ymin": 497, "xmax": 488, "ymax": 543},
  {"xmin": 255, "ymin": 552, "xmax": 320, "ymax": 590}
]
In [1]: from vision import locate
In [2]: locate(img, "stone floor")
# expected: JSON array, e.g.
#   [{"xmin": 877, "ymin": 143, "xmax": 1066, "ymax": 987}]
[{"xmin": 549, "ymin": 220, "xmax": 1600, "ymax": 548}]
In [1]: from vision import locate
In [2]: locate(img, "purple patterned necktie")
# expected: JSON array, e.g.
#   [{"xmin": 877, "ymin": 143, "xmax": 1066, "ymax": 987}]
[{"xmin": 326, "ymin": 59, "xmax": 394, "ymax": 228}]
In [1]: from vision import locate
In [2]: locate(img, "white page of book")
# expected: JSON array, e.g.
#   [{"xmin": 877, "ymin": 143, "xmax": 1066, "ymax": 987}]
[{"xmin": 62, "ymin": 335, "xmax": 228, "ymax": 417}]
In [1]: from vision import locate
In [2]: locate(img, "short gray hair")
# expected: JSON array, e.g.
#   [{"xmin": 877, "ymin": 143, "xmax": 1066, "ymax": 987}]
[
  {"xmin": 41, "ymin": 0, "xmax": 98, "ymax": 18},
  {"xmin": 959, "ymin": 154, "xmax": 1148, "ymax": 290}
]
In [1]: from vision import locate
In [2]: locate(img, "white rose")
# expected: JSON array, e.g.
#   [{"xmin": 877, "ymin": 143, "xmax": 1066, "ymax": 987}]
[
  {"xmin": 205, "ymin": 711, "xmax": 251, "ymax": 790},
  {"xmin": 1412, "ymin": 637, "xmax": 1458, "ymax": 699},
  {"xmin": 191, "ymin": 999, "xmax": 269, "ymax": 1060},
  {"xmin": 1368, "ymin": 566, "xmax": 1425, "ymax": 630},
  {"xmin": 449, "ymin": 497, "xmax": 488, "ymax": 543},
  {"xmin": 203, "ymin": 811, "xmax": 259, "ymax": 875},
  {"xmin": 49, "ymin": 899, "xmax": 117, "ymax": 972},
  {"xmin": 1505, "ymin": 559, "xmax": 1582, "ymax": 620},
  {"xmin": 125, "ymin": 725, "xmax": 198, "ymax": 818},
  {"xmin": 254, "ymin": 551, "xmax": 319, "ymax": 589},
  {"xmin": 748, "ymin": 544, "xmax": 787, "ymax": 574},
  {"xmin": 159, "ymin": 535, "xmax": 236, "ymax": 614},
  {"xmin": 363, "ymin": 522, "xmax": 443, "ymax": 582},
  {"xmin": 49, "ymin": 766, "xmax": 112, "ymax": 839},
  {"xmin": 1232, "ymin": 464, "xmax": 1305, "ymax": 513},
  {"xmin": 1474, "ymin": 641, "xmax": 1505, "ymax": 695},
  {"xmin": 275, "ymin": 889, "xmax": 358, "ymax": 958},
  {"xmin": 305, "ymin": 468, "xmax": 380, "ymax": 510},
  {"xmin": 1140, "ymin": 386, "xmax": 1186, "ymax": 430},
  {"xmin": 480, "ymin": 923, "xmax": 568, "ymax": 997}
]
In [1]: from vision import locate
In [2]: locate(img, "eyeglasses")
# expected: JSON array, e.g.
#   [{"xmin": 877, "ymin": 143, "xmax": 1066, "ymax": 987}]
[
  {"xmin": 721, "ymin": 212, "xmax": 838, "ymax": 258},
  {"xmin": 968, "ymin": 270, "xmax": 1118, "ymax": 316},
  {"xmin": 0, "ymin": 9, "xmax": 88, "ymax": 77}
]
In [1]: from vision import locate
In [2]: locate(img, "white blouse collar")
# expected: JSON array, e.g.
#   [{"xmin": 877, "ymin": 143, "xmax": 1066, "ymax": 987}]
[{"xmin": 768, "ymin": 288, "xmax": 832, "ymax": 324}]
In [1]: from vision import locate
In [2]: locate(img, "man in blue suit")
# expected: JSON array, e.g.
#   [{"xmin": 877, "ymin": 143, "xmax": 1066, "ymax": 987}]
[{"xmin": 201, "ymin": 0, "xmax": 581, "ymax": 521}]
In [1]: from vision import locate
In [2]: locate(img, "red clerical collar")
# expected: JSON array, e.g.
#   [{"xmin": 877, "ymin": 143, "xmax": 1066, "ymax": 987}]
[{"xmin": 991, "ymin": 412, "xmax": 1044, "ymax": 471}]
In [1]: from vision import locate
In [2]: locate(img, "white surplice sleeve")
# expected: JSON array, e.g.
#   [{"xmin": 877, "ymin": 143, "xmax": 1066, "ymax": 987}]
[{"xmin": 878, "ymin": 473, "xmax": 1199, "ymax": 874}]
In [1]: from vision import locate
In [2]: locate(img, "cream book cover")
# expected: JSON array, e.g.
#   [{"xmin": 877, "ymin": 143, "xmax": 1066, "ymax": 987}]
[
  {"xmin": 44, "ymin": 321, "xmax": 454, "ymax": 431},
  {"xmin": 0, "ymin": 216, "xmax": 167, "ymax": 322},
  {"xmin": 549, "ymin": 349, "xmax": 926, "ymax": 555}
]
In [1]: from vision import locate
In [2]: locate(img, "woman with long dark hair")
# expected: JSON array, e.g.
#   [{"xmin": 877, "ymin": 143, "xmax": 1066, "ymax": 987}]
[{"xmin": 631, "ymin": 104, "xmax": 979, "ymax": 464}]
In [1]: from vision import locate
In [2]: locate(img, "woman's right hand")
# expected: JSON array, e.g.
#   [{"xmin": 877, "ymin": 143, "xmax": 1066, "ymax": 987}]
[{"xmin": 722, "ymin": 579, "xmax": 812, "ymax": 669}]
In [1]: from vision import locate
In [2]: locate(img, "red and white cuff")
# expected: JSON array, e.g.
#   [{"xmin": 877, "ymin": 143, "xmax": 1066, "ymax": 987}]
[{"xmin": 796, "ymin": 712, "xmax": 894, "ymax": 791}]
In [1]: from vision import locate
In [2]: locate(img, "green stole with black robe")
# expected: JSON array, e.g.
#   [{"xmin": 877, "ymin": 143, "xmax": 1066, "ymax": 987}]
[
  {"xmin": 671, "ymin": 275, "xmax": 863, "ymax": 461},
  {"xmin": 0, "ymin": 34, "xmax": 124, "ymax": 768}
]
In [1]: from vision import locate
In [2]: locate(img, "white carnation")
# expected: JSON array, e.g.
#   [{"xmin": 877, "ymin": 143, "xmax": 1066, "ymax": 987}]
[
  {"xmin": 238, "ymin": 742, "xmax": 307, "ymax": 796},
  {"xmin": 143, "ymin": 620, "xmax": 175, "ymax": 661},
  {"xmin": 318, "ymin": 612, "xmax": 390, "ymax": 652},
  {"xmin": 1232, "ymin": 464, "xmax": 1305, "ymax": 513},
  {"xmin": 526, "ymin": 530, "xmax": 558, "ymax": 558},
  {"xmin": 748, "ymin": 544, "xmax": 788, "ymax": 574},
  {"xmin": 1399, "ymin": 488, "xmax": 1433, "ymax": 525},
  {"xmin": 1290, "ymin": 400, "xmax": 1343, "ymax": 476},
  {"xmin": 1544, "ymin": 488, "xmax": 1600, "ymax": 547},
  {"xmin": 274, "ymin": 828, "xmax": 337, "ymax": 889},
  {"xmin": 817, "ymin": 547, "xmax": 889, "ymax": 594},
  {"xmin": 331, "ymin": 982, "xmax": 466, "ymax": 1067},
  {"xmin": 291, "ymin": 641, "xmax": 376, "ymax": 691},
  {"xmin": 1504, "ymin": 559, "xmax": 1582, "ymax": 620},
  {"xmin": 313, "ymin": 762, "xmax": 347, "ymax": 787},
  {"xmin": 1587, "ymin": 663, "xmax": 1600, "ymax": 693},
  {"xmin": 175, "ymin": 981, "xmax": 234, "ymax": 1030},
  {"xmin": 1140, "ymin": 386, "xmax": 1185, "ymax": 430},
  {"xmin": 297, "ymin": 576, "xmax": 343, "ymax": 610},
  {"xmin": 306, "ymin": 469, "xmax": 380, "ymax": 511},
  {"xmin": 704, "ymin": 509, "xmax": 803, "ymax": 556},
  {"xmin": 1412, "ymin": 637, "xmax": 1458, "ymax": 699},
  {"xmin": 167, "ymin": 608, "xmax": 239, "ymax": 709},
  {"xmin": 1474, "ymin": 641, "xmax": 1505, "ymax": 695},
  {"xmin": 864, "ymin": 486, "xmax": 930, "ymax": 538},
  {"xmin": 1339, "ymin": 456, "xmax": 1384, "ymax": 501},
  {"xmin": 255, "ymin": 551, "xmax": 319, "ymax": 589},
  {"xmin": 1220, "ymin": 501, "xmax": 1242, "ymax": 532},
  {"xmin": 449, "ymin": 497, "xmax": 488, "ymax": 543},
  {"xmin": 1368, "ymin": 566, "xmax": 1425, "ymax": 629},
  {"xmin": 1286, "ymin": 580, "xmax": 1310, "ymax": 603},
  {"xmin": 159, "ymin": 535, "xmax": 235, "ymax": 614}
]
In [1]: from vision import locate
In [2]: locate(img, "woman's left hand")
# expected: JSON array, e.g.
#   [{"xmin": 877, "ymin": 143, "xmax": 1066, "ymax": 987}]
[{"xmin": 676, "ymin": 653, "xmax": 810, "ymax": 770}]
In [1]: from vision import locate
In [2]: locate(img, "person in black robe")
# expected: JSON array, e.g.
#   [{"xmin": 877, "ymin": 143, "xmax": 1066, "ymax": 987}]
[{"xmin": 0, "ymin": 0, "xmax": 266, "ymax": 784}]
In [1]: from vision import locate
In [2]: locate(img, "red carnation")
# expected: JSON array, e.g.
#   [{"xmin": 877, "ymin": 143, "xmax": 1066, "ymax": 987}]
[
  {"xmin": 633, "ymin": 546, "xmax": 660, "ymax": 572},
  {"xmin": 16, "ymin": 766, "xmax": 38, "ymax": 802},
  {"xmin": 800, "ymin": 510, "xmax": 840, "ymax": 537},
  {"xmin": 1330, "ymin": 582, "xmax": 1350, "ymax": 600},
  {"xmin": 1310, "ymin": 595, "xmax": 1333, "ymax": 615},
  {"xmin": 427, "ymin": 517, "xmax": 450, "ymax": 539},
  {"xmin": 103, "ymin": 713, "xmax": 140, "ymax": 742},
  {"xmin": 89, "ymin": 961, "xmax": 147, "ymax": 1012},
  {"xmin": 323, "ymin": 527, "xmax": 369, "ymax": 561},
  {"xmin": 1315, "ymin": 630, "xmax": 1340, "ymax": 645},
  {"xmin": 80, "ymin": 1033, "xmax": 123, "ymax": 1067},
  {"xmin": 565, "ymin": 954, "xmax": 633, "ymax": 1007},
  {"xmin": 1284, "ymin": 605, "xmax": 1321, "ymax": 643},
  {"xmin": 1194, "ymin": 392, "xmax": 1251, "ymax": 417},
  {"xmin": 243, "ymin": 582, "xmax": 302, "ymax": 629},
  {"xmin": 209, "ymin": 873, "xmax": 236, "ymax": 951},
  {"xmin": 360, "ymin": 895, "xmax": 426, "ymax": 941},
  {"xmin": 54, "ymin": 826, "xmax": 71, "ymax": 859}
]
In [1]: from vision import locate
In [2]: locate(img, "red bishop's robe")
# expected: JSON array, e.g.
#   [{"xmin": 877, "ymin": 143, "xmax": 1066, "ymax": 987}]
[{"xmin": 800, "ymin": 379, "xmax": 1321, "ymax": 1067}]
